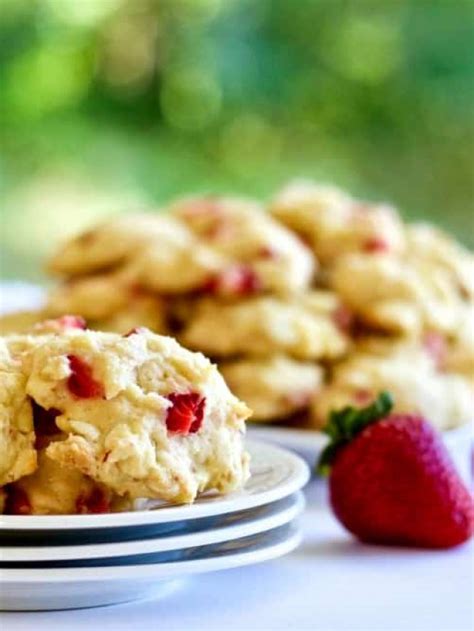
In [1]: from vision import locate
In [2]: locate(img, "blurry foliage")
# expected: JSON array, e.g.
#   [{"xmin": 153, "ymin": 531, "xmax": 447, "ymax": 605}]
[{"xmin": 0, "ymin": 0, "xmax": 473, "ymax": 280}]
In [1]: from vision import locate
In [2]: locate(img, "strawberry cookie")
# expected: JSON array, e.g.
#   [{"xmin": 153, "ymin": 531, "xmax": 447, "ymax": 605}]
[
  {"xmin": 47, "ymin": 271, "xmax": 136, "ymax": 321},
  {"xmin": 444, "ymin": 306, "xmax": 474, "ymax": 386},
  {"xmin": 0, "ymin": 323, "xmax": 250, "ymax": 512},
  {"xmin": 49, "ymin": 214, "xmax": 226, "ymax": 296},
  {"xmin": 220, "ymin": 355, "xmax": 323, "ymax": 423},
  {"xmin": 270, "ymin": 180, "xmax": 406, "ymax": 264},
  {"xmin": 173, "ymin": 195, "xmax": 316, "ymax": 294},
  {"xmin": 179, "ymin": 296, "xmax": 349, "ymax": 360},
  {"xmin": 330, "ymin": 252, "xmax": 466, "ymax": 336},
  {"xmin": 406, "ymin": 223, "xmax": 474, "ymax": 300},
  {"xmin": 311, "ymin": 343, "xmax": 473, "ymax": 431}
]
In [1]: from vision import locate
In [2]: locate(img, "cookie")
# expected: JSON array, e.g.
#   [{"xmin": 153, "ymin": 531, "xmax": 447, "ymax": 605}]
[
  {"xmin": 90, "ymin": 295, "xmax": 168, "ymax": 335},
  {"xmin": 0, "ymin": 324, "xmax": 250, "ymax": 509},
  {"xmin": 444, "ymin": 307, "xmax": 474, "ymax": 386},
  {"xmin": 173, "ymin": 195, "xmax": 316, "ymax": 294},
  {"xmin": 48, "ymin": 213, "xmax": 184, "ymax": 277},
  {"xmin": 311, "ymin": 343, "xmax": 473, "ymax": 431},
  {"xmin": 330, "ymin": 252, "xmax": 465, "ymax": 336},
  {"xmin": 25, "ymin": 326, "xmax": 250, "ymax": 503},
  {"xmin": 220, "ymin": 355, "xmax": 323, "ymax": 422},
  {"xmin": 179, "ymin": 295, "xmax": 349, "ymax": 360},
  {"xmin": 47, "ymin": 271, "xmax": 135, "ymax": 321},
  {"xmin": 48, "ymin": 213, "xmax": 226, "ymax": 295},
  {"xmin": 407, "ymin": 223, "xmax": 474, "ymax": 300},
  {"xmin": 271, "ymin": 180, "xmax": 406, "ymax": 264}
]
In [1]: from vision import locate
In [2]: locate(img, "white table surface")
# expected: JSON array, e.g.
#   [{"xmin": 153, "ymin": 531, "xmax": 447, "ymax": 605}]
[{"xmin": 3, "ymin": 479, "xmax": 473, "ymax": 631}]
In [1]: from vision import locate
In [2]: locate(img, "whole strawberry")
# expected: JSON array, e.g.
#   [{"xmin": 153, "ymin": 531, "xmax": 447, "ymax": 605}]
[{"xmin": 318, "ymin": 392, "xmax": 473, "ymax": 548}]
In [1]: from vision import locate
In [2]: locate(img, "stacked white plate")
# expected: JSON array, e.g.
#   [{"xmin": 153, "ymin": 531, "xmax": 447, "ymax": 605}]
[{"xmin": 0, "ymin": 440, "xmax": 309, "ymax": 611}]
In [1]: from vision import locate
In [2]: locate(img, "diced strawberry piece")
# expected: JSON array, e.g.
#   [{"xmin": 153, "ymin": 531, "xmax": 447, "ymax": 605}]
[
  {"xmin": 67, "ymin": 355, "xmax": 104, "ymax": 399},
  {"xmin": 76, "ymin": 488, "xmax": 110, "ymax": 514},
  {"xmin": 332, "ymin": 305, "xmax": 354, "ymax": 333},
  {"xmin": 205, "ymin": 265, "xmax": 262, "ymax": 296},
  {"xmin": 56, "ymin": 315, "xmax": 87, "ymax": 330},
  {"xmin": 423, "ymin": 331, "xmax": 448, "ymax": 369},
  {"xmin": 363, "ymin": 237, "xmax": 389, "ymax": 253},
  {"xmin": 5, "ymin": 486, "xmax": 31, "ymax": 515},
  {"xmin": 165, "ymin": 392, "xmax": 206, "ymax": 434}
]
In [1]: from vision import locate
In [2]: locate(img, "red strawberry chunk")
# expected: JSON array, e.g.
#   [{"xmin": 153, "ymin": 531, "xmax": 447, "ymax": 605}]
[
  {"xmin": 56, "ymin": 315, "xmax": 87, "ymax": 330},
  {"xmin": 5, "ymin": 486, "xmax": 31, "ymax": 515},
  {"xmin": 423, "ymin": 331, "xmax": 447, "ymax": 369},
  {"xmin": 363, "ymin": 237, "xmax": 389, "ymax": 253},
  {"xmin": 76, "ymin": 488, "xmax": 110, "ymax": 514},
  {"xmin": 206, "ymin": 265, "xmax": 262, "ymax": 296},
  {"xmin": 165, "ymin": 392, "xmax": 206, "ymax": 434},
  {"xmin": 67, "ymin": 355, "xmax": 104, "ymax": 399}
]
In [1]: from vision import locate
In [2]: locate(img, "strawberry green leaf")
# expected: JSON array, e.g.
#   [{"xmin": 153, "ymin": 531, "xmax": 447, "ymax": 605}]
[{"xmin": 317, "ymin": 391, "xmax": 394, "ymax": 475}]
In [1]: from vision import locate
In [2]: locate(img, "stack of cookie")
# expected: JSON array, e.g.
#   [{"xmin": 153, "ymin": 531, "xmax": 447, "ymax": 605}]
[
  {"xmin": 2, "ymin": 180, "xmax": 473, "ymax": 432},
  {"xmin": 271, "ymin": 181, "xmax": 473, "ymax": 429},
  {"xmin": 0, "ymin": 320, "xmax": 250, "ymax": 514}
]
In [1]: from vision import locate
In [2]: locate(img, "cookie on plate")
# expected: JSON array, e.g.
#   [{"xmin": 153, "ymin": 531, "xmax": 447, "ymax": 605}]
[
  {"xmin": 36, "ymin": 327, "xmax": 249, "ymax": 503},
  {"xmin": 220, "ymin": 355, "xmax": 323, "ymax": 423},
  {"xmin": 48, "ymin": 213, "xmax": 226, "ymax": 295},
  {"xmin": 48, "ymin": 213, "xmax": 189, "ymax": 277},
  {"xmin": 47, "ymin": 271, "xmax": 136, "ymax": 321},
  {"xmin": 179, "ymin": 295, "xmax": 349, "ymax": 360},
  {"xmin": 443, "ymin": 307, "xmax": 474, "ymax": 386},
  {"xmin": 89, "ymin": 295, "xmax": 168, "ymax": 335},
  {"xmin": 173, "ymin": 195, "xmax": 316, "ymax": 294},
  {"xmin": 0, "ymin": 323, "xmax": 250, "ymax": 509},
  {"xmin": 406, "ymin": 223, "xmax": 474, "ymax": 300},
  {"xmin": 330, "ymin": 252, "xmax": 466, "ymax": 336},
  {"xmin": 270, "ymin": 180, "xmax": 406, "ymax": 264},
  {"xmin": 311, "ymin": 342, "xmax": 473, "ymax": 431}
]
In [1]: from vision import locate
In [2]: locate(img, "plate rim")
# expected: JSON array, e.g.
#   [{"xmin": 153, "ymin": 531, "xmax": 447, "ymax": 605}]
[
  {"xmin": 0, "ymin": 439, "xmax": 309, "ymax": 531},
  {"xmin": 0, "ymin": 523, "xmax": 302, "ymax": 584},
  {"xmin": 1, "ymin": 493, "xmax": 305, "ymax": 562}
]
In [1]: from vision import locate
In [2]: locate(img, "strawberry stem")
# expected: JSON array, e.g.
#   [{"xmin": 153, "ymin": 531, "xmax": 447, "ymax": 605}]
[{"xmin": 317, "ymin": 391, "xmax": 394, "ymax": 475}]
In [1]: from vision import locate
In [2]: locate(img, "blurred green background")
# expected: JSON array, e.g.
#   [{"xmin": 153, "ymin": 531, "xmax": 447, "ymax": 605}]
[{"xmin": 1, "ymin": 0, "xmax": 473, "ymax": 281}]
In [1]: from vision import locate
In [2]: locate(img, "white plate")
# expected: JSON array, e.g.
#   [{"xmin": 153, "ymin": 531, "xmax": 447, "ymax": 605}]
[
  {"xmin": 248, "ymin": 424, "xmax": 326, "ymax": 464},
  {"xmin": 1, "ymin": 492, "xmax": 304, "ymax": 562},
  {"xmin": 0, "ymin": 440, "xmax": 310, "ymax": 531},
  {"xmin": 0, "ymin": 523, "xmax": 301, "ymax": 610},
  {"xmin": 248, "ymin": 422, "xmax": 473, "ymax": 484}
]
